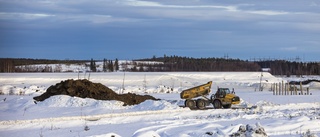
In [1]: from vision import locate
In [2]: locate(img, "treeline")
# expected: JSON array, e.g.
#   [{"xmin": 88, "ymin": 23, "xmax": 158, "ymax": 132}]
[
  {"xmin": 0, "ymin": 58, "xmax": 88, "ymax": 72},
  {"xmin": 135, "ymin": 55, "xmax": 260, "ymax": 72},
  {"xmin": 256, "ymin": 60, "xmax": 320, "ymax": 76},
  {"xmin": 136, "ymin": 55, "xmax": 320, "ymax": 75},
  {"xmin": 89, "ymin": 58, "xmax": 119, "ymax": 72},
  {"xmin": 1, "ymin": 57, "xmax": 319, "ymax": 76}
]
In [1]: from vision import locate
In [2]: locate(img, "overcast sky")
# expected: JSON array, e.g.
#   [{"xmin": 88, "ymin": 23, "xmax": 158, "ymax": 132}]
[{"xmin": 0, "ymin": 0, "xmax": 319, "ymax": 61}]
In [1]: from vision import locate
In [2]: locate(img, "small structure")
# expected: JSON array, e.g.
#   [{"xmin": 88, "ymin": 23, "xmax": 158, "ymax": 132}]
[{"xmin": 261, "ymin": 68, "xmax": 271, "ymax": 72}]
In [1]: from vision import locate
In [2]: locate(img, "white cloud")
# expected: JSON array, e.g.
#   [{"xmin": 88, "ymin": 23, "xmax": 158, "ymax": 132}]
[
  {"xmin": 246, "ymin": 10, "xmax": 289, "ymax": 16},
  {"xmin": 124, "ymin": 0, "xmax": 238, "ymax": 11},
  {"xmin": 124, "ymin": 0, "xmax": 290, "ymax": 17},
  {"xmin": 1, "ymin": 0, "xmax": 317, "ymax": 25},
  {"xmin": 0, "ymin": 12, "xmax": 55, "ymax": 20},
  {"xmin": 1, "ymin": 0, "xmax": 319, "ymax": 61},
  {"xmin": 124, "ymin": 0, "xmax": 163, "ymax": 7}
]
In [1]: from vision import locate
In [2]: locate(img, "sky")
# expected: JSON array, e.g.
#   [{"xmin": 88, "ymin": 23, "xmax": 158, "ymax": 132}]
[{"xmin": 0, "ymin": 0, "xmax": 320, "ymax": 61}]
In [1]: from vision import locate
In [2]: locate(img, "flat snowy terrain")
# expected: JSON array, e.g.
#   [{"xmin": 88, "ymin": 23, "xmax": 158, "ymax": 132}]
[{"xmin": 0, "ymin": 72, "xmax": 319, "ymax": 137}]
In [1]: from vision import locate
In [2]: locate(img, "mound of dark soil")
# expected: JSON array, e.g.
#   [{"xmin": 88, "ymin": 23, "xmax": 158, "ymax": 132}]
[
  {"xmin": 289, "ymin": 79, "xmax": 320, "ymax": 85},
  {"xmin": 33, "ymin": 79, "xmax": 159, "ymax": 106}
]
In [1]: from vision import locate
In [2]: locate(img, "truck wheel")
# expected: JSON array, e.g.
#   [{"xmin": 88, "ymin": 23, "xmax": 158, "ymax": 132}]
[
  {"xmin": 185, "ymin": 99, "xmax": 196, "ymax": 109},
  {"xmin": 196, "ymin": 99, "xmax": 206, "ymax": 110},
  {"xmin": 223, "ymin": 104, "xmax": 231, "ymax": 109},
  {"xmin": 213, "ymin": 100, "xmax": 222, "ymax": 109}
]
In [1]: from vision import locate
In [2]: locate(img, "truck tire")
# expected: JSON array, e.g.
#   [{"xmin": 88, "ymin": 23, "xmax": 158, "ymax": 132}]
[
  {"xmin": 196, "ymin": 99, "xmax": 206, "ymax": 110},
  {"xmin": 213, "ymin": 99, "xmax": 222, "ymax": 109},
  {"xmin": 185, "ymin": 99, "xmax": 196, "ymax": 109},
  {"xmin": 223, "ymin": 104, "xmax": 231, "ymax": 109}
]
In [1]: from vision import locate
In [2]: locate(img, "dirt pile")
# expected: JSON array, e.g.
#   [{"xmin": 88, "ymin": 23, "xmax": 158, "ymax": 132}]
[
  {"xmin": 289, "ymin": 79, "xmax": 320, "ymax": 85},
  {"xmin": 33, "ymin": 79, "xmax": 159, "ymax": 105}
]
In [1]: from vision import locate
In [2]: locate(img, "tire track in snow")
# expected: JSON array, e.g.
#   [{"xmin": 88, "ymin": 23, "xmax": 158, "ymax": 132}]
[
  {"xmin": 0, "ymin": 109, "xmax": 189, "ymax": 126},
  {"xmin": 1, "ymin": 102, "xmax": 319, "ymax": 126}
]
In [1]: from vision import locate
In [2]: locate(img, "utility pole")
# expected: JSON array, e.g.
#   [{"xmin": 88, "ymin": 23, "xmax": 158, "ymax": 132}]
[
  {"xmin": 259, "ymin": 71, "xmax": 263, "ymax": 91},
  {"xmin": 122, "ymin": 71, "xmax": 125, "ymax": 94},
  {"xmin": 143, "ymin": 74, "xmax": 147, "ymax": 93}
]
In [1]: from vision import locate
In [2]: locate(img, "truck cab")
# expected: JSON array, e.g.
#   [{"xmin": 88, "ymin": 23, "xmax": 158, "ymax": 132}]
[
  {"xmin": 214, "ymin": 88, "xmax": 230, "ymax": 98},
  {"xmin": 211, "ymin": 88, "xmax": 240, "ymax": 108}
]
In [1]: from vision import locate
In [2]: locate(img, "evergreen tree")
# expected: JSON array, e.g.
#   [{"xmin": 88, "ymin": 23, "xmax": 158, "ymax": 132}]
[
  {"xmin": 108, "ymin": 60, "xmax": 114, "ymax": 72},
  {"xmin": 115, "ymin": 58, "xmax": 119, "ymax": 71},
  {"xmin": 103, "ymin": 58, "xmax": 107, "ymax": 72},
  {"xmin": 93, "ymin": 61, "xmax": 97, "ymax": 72},
  {"xmin": 90, "ymin": 58, "xmax": 94, "ymax": 71},
  {"xmin": 90, "ymin": 58, "xmax": 97, "ymax": 72}
]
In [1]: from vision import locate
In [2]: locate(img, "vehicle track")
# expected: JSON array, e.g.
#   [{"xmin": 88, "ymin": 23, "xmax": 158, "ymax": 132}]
[{"xmin": 0, "ymin": 108, "xmax": 189, "ymax": 126}]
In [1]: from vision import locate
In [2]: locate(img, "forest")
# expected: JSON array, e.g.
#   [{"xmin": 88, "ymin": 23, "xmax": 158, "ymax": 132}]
[
  {"xmin": 135, "ymin": 55, "xmax": 320, "ymax": 76},
  {"xmin": 0, "ymin": 58, "xmax": 88, "ymax": 72},
  {"xmin": 1, "ymin": 56, "xmax": 319, "ymax": 76}
]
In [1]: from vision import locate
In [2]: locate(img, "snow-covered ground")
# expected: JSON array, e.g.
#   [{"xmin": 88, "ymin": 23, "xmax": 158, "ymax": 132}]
[{"xmin": 0, "ymin": 72, "xmax": 319, "ymax": 137}]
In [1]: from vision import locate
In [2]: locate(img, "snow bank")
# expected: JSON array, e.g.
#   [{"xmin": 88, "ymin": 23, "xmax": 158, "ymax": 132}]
[
  {"xmin": 132, "ymin": 130, "xmax": 160, "ymax": 137},
  {"xmin": 37, "ymin": 95, "xmax": 125, "ymax": 109},
  {"xmin": 132, "ymin": 100, "xmax": 180, "ymax": 111},
  {"xmin": 37, "ymin": 95, "xmax": 180, "ymax": 111},
  {"xmin": 88, "ymin": 133, "xmax": 121, "ymax": 137},
  {"xmin": 0, "ymin": 72, "xmax": 284, "ymax": 94},
  {"xmin": 0, "ymin": 85, "xmax": 45, "ymax": 95},
  {"xmin": 0, "ymin": 72, "xmax": 320, "ymax": 137}
]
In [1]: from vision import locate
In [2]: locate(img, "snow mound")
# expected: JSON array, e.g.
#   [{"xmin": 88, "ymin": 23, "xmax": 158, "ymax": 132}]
[
  {"xmin": 37, "ymin": 95, "xmax": 126, "ymax": 109},
  {"xmin": 87, "ymin": 133, "xmax": 121, "ymax": 137},
  {"xmin": 36, "ymin": 96, "xmax": 181, "ymax": 111},
  {"xmin": 132, "ymin": 100, "xmax": 181, "ymax": 111},
  {"xmin": 232, "ymin": 98, "xmax": 255, "ymax": 109},
  {"xmin": 132, "ymin": 130, "xmax": 160, "ymax": 137},
  {"xmin": 301, "ymin": 130, "xmax": 319, "ymax": 137},
  {"xmin": 0, "ymin": 85, "xmax": 45, "ymax": 95},
  {"xmin": 309, "ymin": 82, "xmax": 320, "ymax": 89},
  {"xmin": 256, "ymin": 100, "xmax": 279, "ymax": 107}
]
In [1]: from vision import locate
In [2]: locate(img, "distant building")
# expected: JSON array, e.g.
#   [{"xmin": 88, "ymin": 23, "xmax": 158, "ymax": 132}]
[{"xmin": 261, "ymin": 68, "xmax": 271, "ymax": 72}]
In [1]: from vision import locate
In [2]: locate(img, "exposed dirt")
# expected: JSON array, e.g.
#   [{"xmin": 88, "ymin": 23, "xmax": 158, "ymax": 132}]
[
  {"xmin": 289, "ymin": 79, "xmax": 320, "ymax": 85},
  {"xmin": 33, "ymin": 79, "xmax": 159, "ymax": 106}
]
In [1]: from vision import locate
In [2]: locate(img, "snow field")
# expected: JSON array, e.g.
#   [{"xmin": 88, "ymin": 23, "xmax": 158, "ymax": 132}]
[{"xmin": 0, "ymin": 72, "xmax": 319, "ymax": 137}]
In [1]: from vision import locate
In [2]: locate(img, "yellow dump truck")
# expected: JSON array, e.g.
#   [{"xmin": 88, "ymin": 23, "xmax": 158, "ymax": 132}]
[{"xmin": 180, "ymin": 81, "xmax": 240, "ymax": 109}]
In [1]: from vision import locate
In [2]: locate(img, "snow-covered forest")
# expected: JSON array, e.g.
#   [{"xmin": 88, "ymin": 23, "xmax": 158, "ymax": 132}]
[{"xmin": 1, "ymin": 57, "xmax": 319, "ymax": 76}]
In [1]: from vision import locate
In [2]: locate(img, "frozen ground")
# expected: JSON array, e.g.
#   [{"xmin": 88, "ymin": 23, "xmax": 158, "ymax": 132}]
[{"xmin": 0, "ymin": 72, "xmax": 319, "ymax": 137}]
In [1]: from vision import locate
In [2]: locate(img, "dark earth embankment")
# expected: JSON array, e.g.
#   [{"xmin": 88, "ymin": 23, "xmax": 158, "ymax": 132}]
[
  {"xmin": 289, "ymin": 79, "xmax": 320, "ymax": 85},
  {"xmin": 33, "ymin": 79, "xmax": 159, "ymax": 105}
]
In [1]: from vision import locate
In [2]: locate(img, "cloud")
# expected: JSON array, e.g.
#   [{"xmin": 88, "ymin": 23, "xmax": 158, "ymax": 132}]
[
  {"xmin": 124, "ymin": 0, "xmax": 163, "ymax": 7},
  {"xmin": 1, "ymin": 0, "xmax": 318, "ymax": 25},
  {"xmin": 246, "ymin": 10, "xmax": 289, "ymax": 15},
  {"xmin": 124, "ymin": 0, "xmax": 238, "ymax": 12},
  {"xmin": 1, "ymin": 0, "xmax": 319, "ymax": 61},
  {"xmin": 0, "ymin": 12, "xmax": 55, "ymax": 20}
]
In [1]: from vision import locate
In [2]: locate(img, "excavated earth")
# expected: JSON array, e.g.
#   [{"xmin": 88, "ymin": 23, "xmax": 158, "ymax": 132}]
[
  {"xmin": 33, "ymin": 79, "xmax": 159, "ymax": 106},
  {"xmin": 289, "ymin": 79, "xmax": 320, "ymax": 85}
]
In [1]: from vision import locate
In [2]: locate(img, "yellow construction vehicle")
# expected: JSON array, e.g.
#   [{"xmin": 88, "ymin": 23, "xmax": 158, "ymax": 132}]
[{"xmin": 180, "ymin": 81, "xmax": 240, "ymax": 109}]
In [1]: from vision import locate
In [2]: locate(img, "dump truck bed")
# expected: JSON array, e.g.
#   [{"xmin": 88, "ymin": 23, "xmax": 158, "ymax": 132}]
[{"xmin": 180, "ymin": 81, "xmax": 212, "ymax": 99}]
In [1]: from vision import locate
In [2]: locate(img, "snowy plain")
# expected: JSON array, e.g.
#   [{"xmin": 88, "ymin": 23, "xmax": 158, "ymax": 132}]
[{"xmin": 0, "ymin": 72, "xmax": 319, "ymax": 137}]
